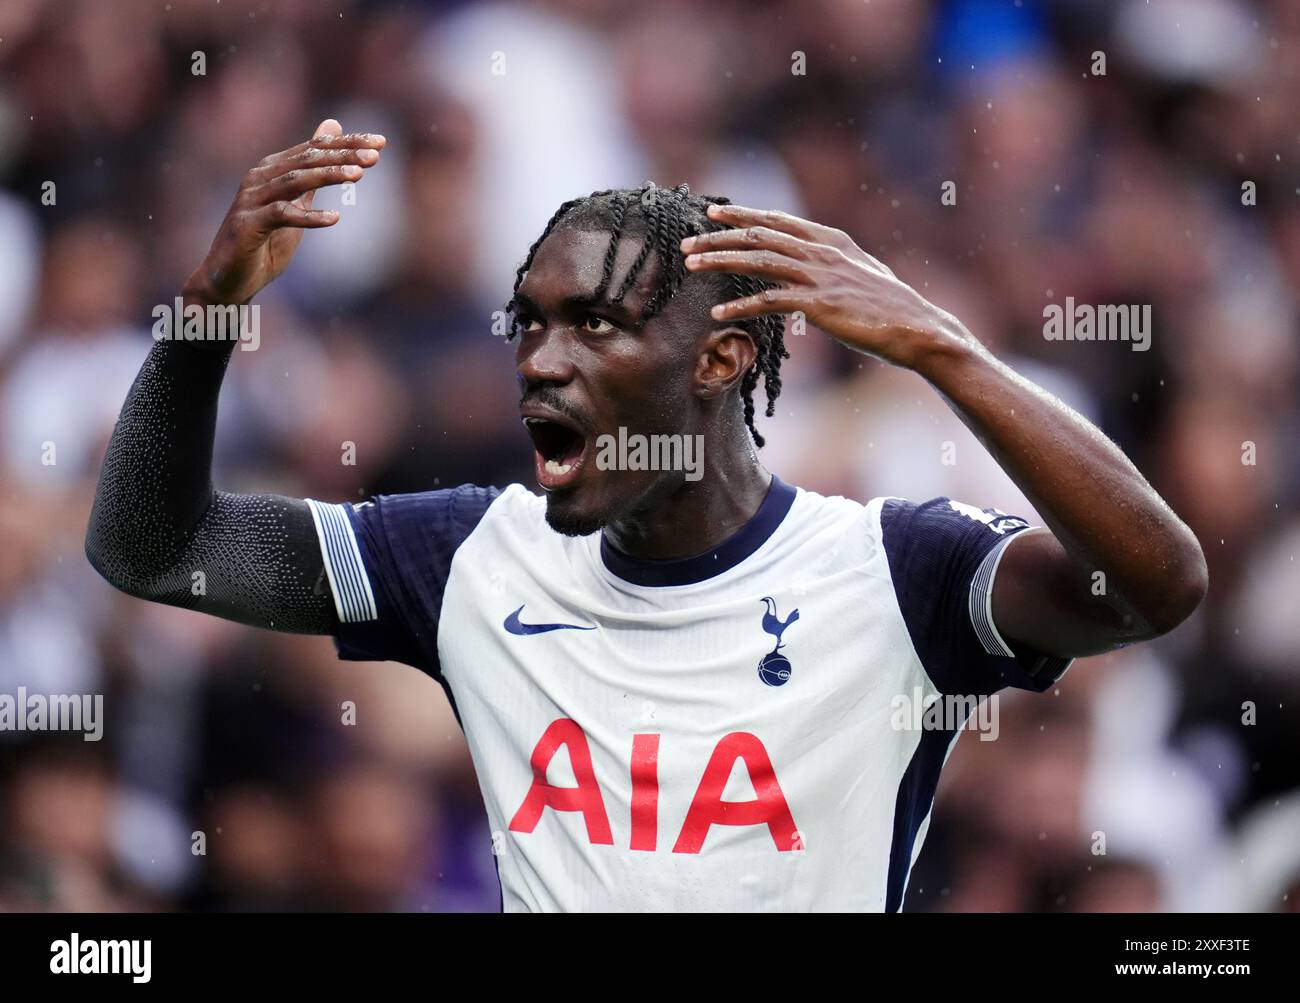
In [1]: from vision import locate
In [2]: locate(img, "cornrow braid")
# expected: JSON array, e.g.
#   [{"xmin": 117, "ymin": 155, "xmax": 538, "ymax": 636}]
[
  {"xmin": 612, "ymin": 183, "xmax": 660, "ymax": 304},
  {"xmin": 507, "ymin": 184, "xmax": 790, "ymax": 447},
  {"xmin": 592, "ymin": 192, "xmax": 632, "ymax": 301}
]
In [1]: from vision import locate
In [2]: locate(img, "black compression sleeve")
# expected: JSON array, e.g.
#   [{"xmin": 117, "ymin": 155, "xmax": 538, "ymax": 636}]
[{"xmin": 85, "ymin": 337, "xmax": 336, "ymax": 634}]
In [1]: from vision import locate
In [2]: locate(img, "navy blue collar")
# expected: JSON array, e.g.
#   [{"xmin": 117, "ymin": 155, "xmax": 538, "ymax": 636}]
[{"xmin": 599, "ymin": 476, "xmax": 797, "ymax": 587}]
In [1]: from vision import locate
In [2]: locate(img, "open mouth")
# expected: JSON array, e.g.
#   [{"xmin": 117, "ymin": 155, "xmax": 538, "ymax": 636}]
[{"xmin": 524, "ymin": 416, "xmax": 588, "ymax": 491}]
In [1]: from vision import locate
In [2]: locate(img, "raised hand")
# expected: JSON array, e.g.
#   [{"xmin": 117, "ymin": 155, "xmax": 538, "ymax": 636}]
[
  {"xmin": 182, "ymin": 118, "xmax": 386, "ymax": 306},
  {"xmin": 681, "ymin": 203, "xmax": 974, "ymax": 371}
]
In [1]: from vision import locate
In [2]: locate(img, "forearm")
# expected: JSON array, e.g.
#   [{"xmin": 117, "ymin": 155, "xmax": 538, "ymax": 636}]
[
  {"xmin": 85, "ymin": 330, "xmax": 335, "ymax": 633},
  {"xmin": 914, "ymin": 331, "xmax": 1208, "ymax": 643}
]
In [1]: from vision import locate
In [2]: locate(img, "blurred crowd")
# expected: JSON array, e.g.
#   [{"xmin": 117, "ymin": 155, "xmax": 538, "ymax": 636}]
[{"xmin": 0, "ymin": 0, "xmax": 1297, "ymax": 912}]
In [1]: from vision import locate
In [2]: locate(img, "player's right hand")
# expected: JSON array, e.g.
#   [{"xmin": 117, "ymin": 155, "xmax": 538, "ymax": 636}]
[{"xmin": 181, "ymin": 118, "xmax": 385, "ymax": 306}]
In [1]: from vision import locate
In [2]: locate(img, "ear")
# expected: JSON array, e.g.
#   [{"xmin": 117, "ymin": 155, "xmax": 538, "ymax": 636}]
[{"xmin": 693, "ymin": 326, "xmax": 756, "ymax": 401}]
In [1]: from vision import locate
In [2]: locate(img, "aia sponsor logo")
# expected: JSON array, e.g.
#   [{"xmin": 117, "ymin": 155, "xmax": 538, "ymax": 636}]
[{"xmin": 508, "ymin": 719, "xmax": 802, "ymax": 853}]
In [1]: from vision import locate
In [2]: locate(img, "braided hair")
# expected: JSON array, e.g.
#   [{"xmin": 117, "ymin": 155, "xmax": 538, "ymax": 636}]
[{"xmin": 507, "ymin": 183, "xmax": 789, "ymax": 447}]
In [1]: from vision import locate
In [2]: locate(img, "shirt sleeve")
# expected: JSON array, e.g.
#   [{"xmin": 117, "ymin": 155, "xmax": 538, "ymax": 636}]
[
  {"xmin": 879, "ymin": 496, "xmax": 1073, "ymax": 696},
  {"xmin": 304, "ymin": 485, "xmax": 501, "ymax": 677}
]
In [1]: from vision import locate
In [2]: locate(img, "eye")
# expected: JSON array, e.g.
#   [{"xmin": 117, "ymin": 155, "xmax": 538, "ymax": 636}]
[
  {"xmin": 521, "ymin": 316, "xmax": 544, "ymax": 333},
  {"xmin": 579, "ymin": 314, "xmax": 616, "ymax": 334}
]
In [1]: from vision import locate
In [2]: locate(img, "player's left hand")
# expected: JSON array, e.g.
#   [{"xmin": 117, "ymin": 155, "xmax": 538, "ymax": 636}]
[{"xmin": 681, "ymin": 203, "xmax": 975, "ymax": 370}]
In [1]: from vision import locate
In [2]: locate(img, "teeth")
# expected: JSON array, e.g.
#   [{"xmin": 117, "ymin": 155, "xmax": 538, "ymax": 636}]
[{"xmin": 544, "ymin": 459, "xmax": 573, "ymax": 476}]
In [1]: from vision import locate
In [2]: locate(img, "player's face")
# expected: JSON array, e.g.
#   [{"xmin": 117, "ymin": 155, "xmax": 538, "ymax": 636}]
[{"xmin": 512, "ymin": 224, "xmax": 711, "ymax": 536}]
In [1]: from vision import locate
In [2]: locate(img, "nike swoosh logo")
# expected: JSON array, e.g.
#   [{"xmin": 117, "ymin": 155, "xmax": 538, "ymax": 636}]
[{"xmin": 503, "ymin": 604, "xmax": 596, "ymax": 636}]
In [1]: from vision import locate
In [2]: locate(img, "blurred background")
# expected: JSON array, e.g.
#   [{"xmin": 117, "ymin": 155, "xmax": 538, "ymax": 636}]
[{"xmin": 0, "ymin": 0, "xmax": 1297, "ymax": 913}]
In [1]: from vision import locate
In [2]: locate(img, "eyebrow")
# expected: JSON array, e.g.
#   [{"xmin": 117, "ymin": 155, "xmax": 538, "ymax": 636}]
[
  {"xmin": 507, "ymin": 292, "xmax": 541, "ymax": 317},
  {"xmin": 508, "ymin": 290, "xmax": 640, "ymax": 326}
]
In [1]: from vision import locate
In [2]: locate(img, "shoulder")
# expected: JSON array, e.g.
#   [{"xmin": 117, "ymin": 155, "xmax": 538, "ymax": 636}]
[
  {"xmin": 777, "ymin": 486, "xmax": 1034, "ymax": 577},
  {"xmin": 352, "ymin": 482, "xmax": 533, "ymax": 532},
  {"xmin": 784, "ymin": 482, "xmax": 872, "ymax": 525},
  {"xmin": 764, "ymin": 483, "xmax": 880, "ymax": 568},
  {"xmin": 873, "ymin": 496, "xmax": 1032, "ymax": 547},
  {"xmin": 313, "ymin": 483, "xmax": 533, "ymax": 566}
]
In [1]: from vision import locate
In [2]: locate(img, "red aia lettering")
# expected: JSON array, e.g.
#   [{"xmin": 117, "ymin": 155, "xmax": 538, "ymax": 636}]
[
  {"xmin": 510, "ymin": 722, "xmax": 798, "ymax": 853},
  {"xmin": 629, "ymin": 733, "xmax": 660, "ymax": 851},
  {"xmin": 508, "ymin": 718, "xmax": 614, "ymax": 844},
  {"xmin": 672, "ymin": 732, "xmax": 799, "ymax": 853}
]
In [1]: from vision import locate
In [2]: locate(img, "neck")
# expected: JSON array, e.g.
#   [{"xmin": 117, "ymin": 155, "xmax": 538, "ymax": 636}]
[{"xmin": 602, "ymin": 437, "xmax": 772, "ymax": 561}]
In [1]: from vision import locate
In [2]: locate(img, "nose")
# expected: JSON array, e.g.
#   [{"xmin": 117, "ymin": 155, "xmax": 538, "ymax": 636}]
[{"xmin": 516, "ymin": 328, "xmax": 576, "ymax": 388}]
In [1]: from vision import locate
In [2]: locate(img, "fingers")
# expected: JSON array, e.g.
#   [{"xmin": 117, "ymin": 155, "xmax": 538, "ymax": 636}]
[
  {"xmin": 240, "ymin": 119, "xmax": 386, "ymax": 211},
  {"xmin": 681, "ymin": 217, "xmax": 831, "ymax": 320},
  {"xmin": 244, "ymin": 117, "xmax": 385, "ymax": 184},
  {"xmin": 247, "ymin": 200, "xmax": 340, "ymax": 232},
  {"xmin": 700, "ymin": 206, "xmax": 896, "ymax": 279},
  {"xmin": 247, "ymin": 141, "xmax": 383, "ymax": 186},
  {"xmin": 246, "ymin": 163, "xmax": 367, "ymax": 205},
  {"xmin": 309, "ymin": 130, "xmax": 387, "ymax": 151},
  {"xmin": 285, "ymin": 117, "xmax": 345, "ymax": 223},
  {"xmin": 681, "ymin": 225, "xmax": 823, "ymax": 259},
  {"xmin": 705, "ymin": 203, "xmax": 848, "ymax": 247},
  {"xmin": 709, "ymin": 286, "xmax": 810, "ymax": 322},
  {"xmin": 275, "ymin": 145, "xmax": 382, "ymax": 173},
  {"xmin": 684, "ymin": 247, "xmax": 814, "ymax": 285}
]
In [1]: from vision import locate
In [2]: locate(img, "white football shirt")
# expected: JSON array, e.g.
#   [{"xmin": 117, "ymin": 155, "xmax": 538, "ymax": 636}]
[{"xmin": 305, "ymin": 477, "xmax": 1071, "ymax": 912}]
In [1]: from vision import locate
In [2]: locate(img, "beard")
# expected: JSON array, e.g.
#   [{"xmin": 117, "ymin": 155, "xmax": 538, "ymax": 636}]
[
  {"xmin": 543, "ymin": 494, "xmax": 609, "ymax": 537},
  {"xmin": 542, "ymin": 470, "xmax": 679, "ymax": 538}
]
